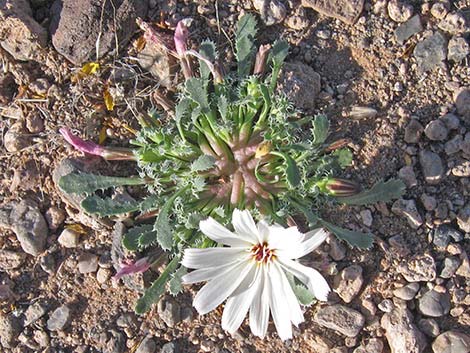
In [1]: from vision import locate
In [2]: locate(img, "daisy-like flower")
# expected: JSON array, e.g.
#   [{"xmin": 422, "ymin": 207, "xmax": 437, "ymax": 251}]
[{"xmin": 181, "ymin": 209, "xmax": 331, "ymax": 341}]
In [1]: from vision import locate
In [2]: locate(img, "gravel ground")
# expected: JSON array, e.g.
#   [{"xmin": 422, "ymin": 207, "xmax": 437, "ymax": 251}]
[{"xmin": 0, "ymin": 0, "xmax": 469, "ymax": 352}]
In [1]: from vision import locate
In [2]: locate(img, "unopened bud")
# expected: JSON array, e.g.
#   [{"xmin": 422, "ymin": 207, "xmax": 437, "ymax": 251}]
[{"xmin": 316, "ymin": 177, "xmax": 360, "ymax": 196}]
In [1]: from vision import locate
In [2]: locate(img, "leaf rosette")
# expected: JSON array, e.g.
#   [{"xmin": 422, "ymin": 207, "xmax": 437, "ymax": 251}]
[{"xmin": 59, "ymin": 15, "xmax": 405, "ymax": 313}]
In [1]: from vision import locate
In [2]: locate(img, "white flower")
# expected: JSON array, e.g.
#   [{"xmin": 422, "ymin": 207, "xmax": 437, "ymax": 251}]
[{"xmin": 181, "ymin": 209, "xmax": 331, "ymax": 341}]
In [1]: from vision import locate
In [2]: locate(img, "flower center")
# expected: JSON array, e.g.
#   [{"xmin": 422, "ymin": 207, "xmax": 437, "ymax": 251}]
[{"xmin": 251, "ymin": 242, "xmax": 275, "ymax": 263}]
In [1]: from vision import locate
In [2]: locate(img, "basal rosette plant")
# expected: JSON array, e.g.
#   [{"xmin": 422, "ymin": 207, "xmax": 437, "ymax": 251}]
[{"xmin": 59, "ymin": 15, "xmax": 405, "ymax": 314}]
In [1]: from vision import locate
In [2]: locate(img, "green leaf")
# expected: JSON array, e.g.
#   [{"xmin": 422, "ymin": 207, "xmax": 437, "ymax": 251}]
[
  {"xmin": 268, "ymin": 40, "xmax": 289, "ymax": 90},
  {"xmin": 186, "ymin": 78, "xmax": 210, "ymax": 113},
  {"xmin": 336, "ymin": 179, "xmax": 406, "ymax": 205},
  {"xmin": 155, "ymin": 188, "xmax": 187, "ymax": 251},
  {"xmin": 218, "ymin": 95, "xmax": 228, "ymax": 121},
  {"xmin": 191, "ymin": 154, "xmax": 216, "ymax": 172},
  {"xmin": 236, "ymin": 14, "xmax": 257, "ymax": 77},
  {"xmin": 293, "ymin": 283, "xmax": 316, "ymax": 305},
  {"xmin": 289, "ymin": 199, "xmax": 319, "ymax": 226},
  {"xmin": 168, "ymin": 266, "xmax": 187, "ymax": 296},
  {"xmin": 139, "ymin": 195, "xmax": 160, "ymax": 213},
  {"xmin": 175, "ymin": 98, "xmax": 191, "ymax": 140},
  {"xmin": 122, "ymin": 224, "xmax": 154, "ymax": 251},
  {"xmin": 320, "ymin": 220, "xmax": 374, "ymax": 249},
  {"xmin": 271, "ymin": 151, "xmax": 301, "ymax": 187},
  {"xmin": 285, "ymin": 154, "xmax": 301, "ymax": 187},
  {"xmin": 81, "ymin": 195, "xmax": 141, "ymax": 216},
  {"xmin": 312, "ymin": 115, "xmax": 329, "ymax": 145},
  {"xmin": 139, "ymin": 224, "xmax": 159, "ymax": 247},
  {"xmin": 135, "ymin": 255, "xmax": 181, "ymax": 314},
  {"xmin": 333, "ymin": 148, "xmax": 353, "ymax": 168},
  {"xmin": 286, "ymin": 273, "xmax": 315, "ymax": 306},
  {"xmin": 59, "ymin": 173, "xmax": 148, "ymax": 195},
  {"xmin": 199, "ymin": 40, "xmax": 217, "ymax": 80}
]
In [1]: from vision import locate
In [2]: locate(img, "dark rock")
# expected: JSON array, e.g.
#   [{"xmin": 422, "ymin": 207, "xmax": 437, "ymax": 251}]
[
  {"xmin": 161, "ymin": 341, "xmax": 182, "ymax": 353},
  {"xmin": 47, "ymin": 305, "xmax": 71, "ymax": 331},
  {"xmin": 392, "ymin": 198, "xmax": 422, "ymax": 229},
  {"xmin": 445, "ymin": 135, "xmax": 463, "ymax": 155},
  {"xmin": 314, "ymin": 305, "xmax": 365, "ymax": 337},
  {"xmin": 413, "ymin": 32, "xmax": 447, "ymax": 73},
  {"xmin": 157, "ymin": 295, "xmax": 181, "ymax": 327},
  {"xmin": 39, "ymin": 253, "xmax": 56, "ymax": 274},
  {"xmin": 395, "ymin": 15, "xmax": 423, "ymax": 44},
  {"xmin": 418, "ymin": 290, "xmax": 450, "ymax": 317},
  {"xmin": 457, "ymin": 204, "xmax": 470, "ymax": 233},
  {"xmin": 418, "ymin": 318, "xmax": 440, "ymax": 338},
  {"xmin": 381, "ymin": 308, "xmax": 427, "ymax": 353},
  {"xmin": 432, "ymin": 331, "xmax": 470, "ymax": 353},
  {"xmin": 398, "ymin": 166, "xmax": 418, "ymax": 188},
  {"xmin": 0, "ymin": 313, "xmax": 21, "ymax": 348},
  {"xmin": 136, "ymin": 335, "xmax": 156, "ymax": 353},
  {"xmin": 440, "ymin": 257, "xmax": 461, "ymax": 278},
  {"xmin": 404, "ymin": 119, "xmax": 424, "ymax": 143},
  {"xmin": 104, "ymin": 330, "xmax": 126, "ymax": 353},
  {"xmin": 433, "ymin": 224, "xmax": 462, "ymax": 247},
  {"xmin": 0, "ymin": 73, "xmax": 18, "ymax": 104},
  {"xmin": 301, "ymin": 0, "xmax": 364, "ymax": 25},
  {"xmin": 278, "ymin": 62, "xmax": 321, "ymax": 111},
  {"xmin": 0, "ymin": 0, "xmax": 47, "ymax": 61},
  {"xmin": 441, "ymin": 113, "xmax": 460, "ymax": 130},
  {"xmin": 50, "ymin": 0, "xmax": 148, "ymax": 65},
  {"xmin": 454, "ymin": 88, "xmax": 470, "ymax": 121},
  {"xmin": 0, "ymin": 199, "xmax": 48, "ymax": 256},
  {"xmin": 419, "ymin": 150, "xmax": 444, "ymax": 185},
  {"xmin": 424, "ymin": 120, "xmax": 448, "ymax": 141},
  {"xmin": 393, "ymin": 282, "xmax": 420, "ymax": 301}
]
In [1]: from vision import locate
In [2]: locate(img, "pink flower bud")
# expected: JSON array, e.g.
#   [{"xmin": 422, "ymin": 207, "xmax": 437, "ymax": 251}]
[
  {"xmin": 114, "ymin": 257, "xmax": 151, "ymax": 280},
  {"xmin": 60, "ymin": 128, "xmax": 136, "ymax": 161}
]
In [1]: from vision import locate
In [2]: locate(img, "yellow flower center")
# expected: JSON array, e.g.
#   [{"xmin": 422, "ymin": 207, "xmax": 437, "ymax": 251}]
[{"xmin": 251, "ymin": 242, "xmax": 275, "ymax": 263}]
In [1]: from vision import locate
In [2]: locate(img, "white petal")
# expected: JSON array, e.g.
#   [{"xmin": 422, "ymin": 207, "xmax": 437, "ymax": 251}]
[
  {"xmin": 278, "ymin": 228, "xmax": 328, "ymax": 260},
  {"xmin": 257, "ymin": 220, "xmax": 270, "ymax": 243},
  {"xmin": 182, "ymin": 262, "xmax": 235, "ymax": 284},
  {"xmin": 249, "ymin": 267, "xmax": 269, "ymax": 338},
  {"xmin": 267, "ymin": 264, "xmax": 293, "ymax": 341},
  {"xmin": 278, "ymin": 258, "xmax": 330, "ymax": 301},
  {"xmin": 182, "ymin": 247, "xmax": 249, "ymax": 269},
  {"xmin": 193, "ymin": 260, "xmax": 253, "ymax": 315},
  {"xmin": 268, "ymin": 225, "xmax": 304, "ymax": 258},
  {"xmin": 231, "ymin": 260, "xmax": 258, "ymax": 297},
  {"xmin": 221, "ymin": 267, "xmax": 260, "ymax": 333},
  {"xmin": 232, "ymin": 209, "xmax": 260, "ymax": 243},
  {"xmin": 272, "ymin": 263, "xmax": 304, "ymax": 326},
  {"xmin": 200, "ymin": 217, "xmax": 253, "ymax": 246}
]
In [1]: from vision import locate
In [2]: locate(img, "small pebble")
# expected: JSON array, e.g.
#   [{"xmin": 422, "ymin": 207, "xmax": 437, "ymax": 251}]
[
  {"xmin": 378, "ymin": 299, "xmax": 394, "ymax": 313},
  {"xmin": 58, "ymin": 228, "xmax": 80, "ymax": 248},
  {"xmin": 47, "ymin": 305, "xmax": 71, "ymax": 331},
  {"xmin": 393, "ymin": 283, "xmax": 420, "ymax": 301},
  {"xmin": 78, "ymin": 253, "xmax": 99, "ymax": 274}
]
